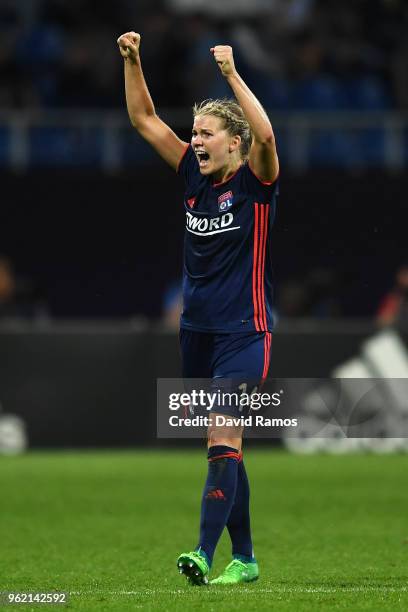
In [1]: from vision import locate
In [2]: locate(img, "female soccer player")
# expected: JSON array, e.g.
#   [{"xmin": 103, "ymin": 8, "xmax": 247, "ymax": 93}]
[{"xmin": 117, "ymin": 31, "xmax": 279, "ymax": 586}]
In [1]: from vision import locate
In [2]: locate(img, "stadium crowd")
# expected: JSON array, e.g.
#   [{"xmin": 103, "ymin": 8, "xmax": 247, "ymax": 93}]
[
  {"xmin": 1, "ymin": 0, "xmax": 408, "ymax": 111},
  {"xmin": 1, "ymin": 1, "xmax": 406, "ymax": 323}
]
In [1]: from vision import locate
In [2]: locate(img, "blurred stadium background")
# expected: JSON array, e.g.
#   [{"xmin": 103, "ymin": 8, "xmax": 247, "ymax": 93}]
[{"xmin": 0, "ymin": 0, "xmax": 407, "ymax": 451}]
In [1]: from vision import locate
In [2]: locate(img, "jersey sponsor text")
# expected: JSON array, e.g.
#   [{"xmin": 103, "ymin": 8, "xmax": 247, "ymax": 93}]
[{"xmin": 185, "ymin": 211, "xmax": 240, "ymax": 236}]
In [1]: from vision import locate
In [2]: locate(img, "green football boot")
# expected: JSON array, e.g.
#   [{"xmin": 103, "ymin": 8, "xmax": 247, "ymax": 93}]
[
  {"xmin": 210, "ymin": 558, "xmax": 259, "ymax": 585},
  {"xmin": 177, "ymin": 551, "xmax": 210, "ymax": 586}
]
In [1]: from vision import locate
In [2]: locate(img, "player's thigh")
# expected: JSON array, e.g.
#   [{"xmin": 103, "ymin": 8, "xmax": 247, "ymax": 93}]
[{"xmin": 209, "ymin": 331, "xmax": 272, "ymax": 421}]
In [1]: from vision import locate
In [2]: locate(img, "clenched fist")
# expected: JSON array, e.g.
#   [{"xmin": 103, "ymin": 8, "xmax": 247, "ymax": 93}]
[
  {"xmin": 117, "ymin": 31, "xmax": 141, "ymax": 63},
  {"xmin": 210, "ymin": 45, "xmax": 237, "ymax": 78}
]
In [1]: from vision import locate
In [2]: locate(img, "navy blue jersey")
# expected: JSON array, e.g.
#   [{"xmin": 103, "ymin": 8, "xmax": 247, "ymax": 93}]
[{"xmin": 178, "ymin": 144, "xmax": 279, "ymax": 333}]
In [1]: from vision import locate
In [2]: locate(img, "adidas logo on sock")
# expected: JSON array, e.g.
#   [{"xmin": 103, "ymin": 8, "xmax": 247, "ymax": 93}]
[{"xmin": 205, "ymin": 488, "xmax": 226, "ymax": 500}]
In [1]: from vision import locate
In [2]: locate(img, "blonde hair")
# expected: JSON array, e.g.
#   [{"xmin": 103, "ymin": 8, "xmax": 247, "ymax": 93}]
[{"xmin": 193, "ymin": 98, "xmax": 252, "ymax": 160}]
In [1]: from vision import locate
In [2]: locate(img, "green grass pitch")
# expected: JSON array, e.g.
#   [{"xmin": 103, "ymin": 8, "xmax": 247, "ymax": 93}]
[{"xmin": 0, "ymin": 450, "xmax": 407, "ymax": 611}]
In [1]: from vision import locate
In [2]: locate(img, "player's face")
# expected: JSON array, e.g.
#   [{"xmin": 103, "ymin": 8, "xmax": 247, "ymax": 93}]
[{"xmin": 192, "ymin": 115, "xmax": 235, "ymax": 175}]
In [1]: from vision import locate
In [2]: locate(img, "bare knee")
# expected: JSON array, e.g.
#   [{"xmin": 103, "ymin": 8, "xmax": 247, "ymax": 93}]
[
  {"xmin": 207, "ymin": 436, "xmax": 242, "ymax": 451},
  {"xmin": 207, "ymin": 412, "xmax": 243, "ymax": 450}
]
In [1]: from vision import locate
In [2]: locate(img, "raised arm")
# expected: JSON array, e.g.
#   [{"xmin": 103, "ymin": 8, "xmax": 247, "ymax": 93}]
[
  {"xmin": 117, "ymin": 32, "xmax": 188, "ymax": 170},
  {"xmin": 211, "ymin": 46, "xmax": 279, "ymax": 183}
]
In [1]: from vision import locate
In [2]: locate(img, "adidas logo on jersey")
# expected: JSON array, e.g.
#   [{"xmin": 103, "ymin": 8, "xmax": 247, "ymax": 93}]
[{"xmin": 185, "ymin": 211, "xmax": 240, "ymax": 236}]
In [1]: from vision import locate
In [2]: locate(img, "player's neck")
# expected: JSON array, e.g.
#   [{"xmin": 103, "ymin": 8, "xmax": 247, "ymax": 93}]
[{"xmin": 212, "ymin": 159, "xmax": 243, "ymax": 185}]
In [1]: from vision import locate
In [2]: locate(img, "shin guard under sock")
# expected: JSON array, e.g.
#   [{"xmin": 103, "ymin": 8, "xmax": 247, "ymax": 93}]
[
  {"xmin": 226, "ymin": 454, "xmax": 255, "ymax": 560},
  {"xmin": 197, "ymin": 445, "xmax": 239, "ymax": 565}
]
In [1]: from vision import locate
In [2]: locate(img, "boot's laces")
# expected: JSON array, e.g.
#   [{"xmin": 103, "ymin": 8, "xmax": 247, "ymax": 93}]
[{"xmin": 224, "ymin": 559, "xmax": 247, "ymax": 577}]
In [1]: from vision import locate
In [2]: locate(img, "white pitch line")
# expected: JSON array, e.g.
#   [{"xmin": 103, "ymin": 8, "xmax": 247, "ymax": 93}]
[{"xmin": 70, "ymin": 586, "xmax": 408, "ymax": 596}]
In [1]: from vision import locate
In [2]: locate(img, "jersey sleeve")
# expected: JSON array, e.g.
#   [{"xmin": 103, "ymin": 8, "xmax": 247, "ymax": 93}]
[
  {"xmin": 242, "ymin": 162, "xmax": 279, "ymax": 203},
  {"xmin": 177, "ymin": 144, "xmax": 200, "ymax": 187}
]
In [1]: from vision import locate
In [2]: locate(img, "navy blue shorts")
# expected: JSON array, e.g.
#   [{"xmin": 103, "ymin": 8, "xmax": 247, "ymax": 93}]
[{"xmin": 179, "ymin": 329, "xmax": 272, "ymax": 417}]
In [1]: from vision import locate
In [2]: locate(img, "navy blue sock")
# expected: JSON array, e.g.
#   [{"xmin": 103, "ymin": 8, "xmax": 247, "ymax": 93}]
[
  {"xmin": 197, "ymin": 445, "xmax": 239, "ymax": 566},
  {"xmin": 226, "ymin": 455, "xmax": 255, "ymax": 561}
]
